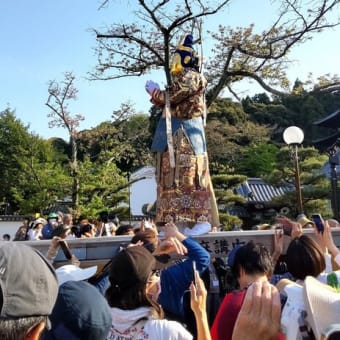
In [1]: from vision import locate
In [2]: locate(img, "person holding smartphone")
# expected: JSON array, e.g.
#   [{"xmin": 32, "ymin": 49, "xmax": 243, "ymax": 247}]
[
  {"xmin": 270, "ymin": 216, "xmax": 338, "ymax": 286},
  {"xmin": 105, "ymin": 245, "xmax": 209, "ymax": 340},
  {"xmin": 311, "ymin": 213, "xmax": 325, "ymax": 234},
  {"xmin": 312, "ymin": 219, "xmax": 340, "ymax": 269},
  {"xmin": 211, "ymin": 241, "xmax": 285, "ymax": 340},
  {"xmin": 45, "ymin": 236, "xmax": 80, "ymax": 266},
  {"xmin": 190, "ymin": 268, "xmax": 211, "ymax": 340}
]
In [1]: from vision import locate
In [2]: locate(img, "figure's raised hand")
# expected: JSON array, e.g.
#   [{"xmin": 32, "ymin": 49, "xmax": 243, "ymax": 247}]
[{"xmin": 145, "ymin": 80, "xmax": 160, "ymax": 95}]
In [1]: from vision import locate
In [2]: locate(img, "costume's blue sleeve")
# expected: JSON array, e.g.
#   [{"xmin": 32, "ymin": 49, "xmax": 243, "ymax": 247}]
[{"xmin": 158, "ymin": 237, "xmax": 210, "ymax": 317}]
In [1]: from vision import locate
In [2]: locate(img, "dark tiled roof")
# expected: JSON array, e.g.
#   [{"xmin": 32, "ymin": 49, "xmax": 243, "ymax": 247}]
[
  {"xmin": 313, "ymin": 109, "xmax": 340, "ymax": 128},
  {"xmin": 236, "ymin": 178, "xmax": 292, "ymax": 203},
  {"xmin": 313, "ymin": 132, "xmax": 340, "ymax": 151}
]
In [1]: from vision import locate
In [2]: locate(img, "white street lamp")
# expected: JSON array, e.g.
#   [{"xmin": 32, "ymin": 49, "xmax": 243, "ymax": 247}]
[
  {"xmin": 283, "ymin": 126, "xmax": 304, "ymax": 145},
  {"xmin": 283, "ymin": 126, "xmax": 305, "ymax": 214}
]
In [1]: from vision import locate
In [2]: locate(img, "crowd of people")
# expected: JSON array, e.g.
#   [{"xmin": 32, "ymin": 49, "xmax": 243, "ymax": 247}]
[
  {"xmin": 1, "ymin": 212, "xmax": 340, "ymax": 339},
  {"xmin": 9, "ymin": 211, "xmax": 136, "ymax": 242}
]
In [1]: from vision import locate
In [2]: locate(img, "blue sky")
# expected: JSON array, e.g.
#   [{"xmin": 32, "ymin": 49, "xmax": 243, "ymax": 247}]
[{"xmin": 1, "ymin": 1, "xmax": 339, "ymax": 140}]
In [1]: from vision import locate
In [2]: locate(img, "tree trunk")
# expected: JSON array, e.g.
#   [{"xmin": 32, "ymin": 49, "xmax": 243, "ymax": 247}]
[{"xmin": 70, "ymin": 135, "xmax": 79, "ymax": 211}]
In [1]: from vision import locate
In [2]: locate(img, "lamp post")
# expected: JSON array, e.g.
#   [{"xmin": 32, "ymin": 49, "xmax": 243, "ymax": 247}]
[
  {"xmin": 127, "ymin": 171, "xmax": 131, "ymax": 225},
  {"xmin": 283, "ymin": 126, "xmax": 305, "ymax": 215},
  {"xmin": 328, "ymin": 141, "xmax": 340, "ymax": 221}
]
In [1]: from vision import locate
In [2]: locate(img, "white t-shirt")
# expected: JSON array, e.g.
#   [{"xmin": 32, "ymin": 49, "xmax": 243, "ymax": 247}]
[
  {"xmin": 335, "ymin": 253, "xmax": 340, "ymax": 266},
  {"xmin": 104, "ymin": 222, "xmax": 117, "ymax": 236},
  {"xmin": 108, "ymin": 307, "xmax": 192, "ymax": 340},
  {"xmin": 28, "ymin": 228, "xmax": 42, "ymax": 240}
]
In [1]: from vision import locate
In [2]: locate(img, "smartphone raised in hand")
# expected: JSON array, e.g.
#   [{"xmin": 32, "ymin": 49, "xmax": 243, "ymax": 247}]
[
  {"xmin": 59, "ymin": 240, "xmax": 72, "ymax": 260},
  {"xmin": 275, "ymin": 216, "xmax": 292, "ymax": 236},
  {"xmin": 311, "ymin": 213, "xmax": 324, "ymax": 234},
  {"xmin": 282, "ymin": 225, "xmax": 292, "ymax": 236},
  {"xmin": 192, "ymin": 260, "xmax": 197, "ymax": 287}
]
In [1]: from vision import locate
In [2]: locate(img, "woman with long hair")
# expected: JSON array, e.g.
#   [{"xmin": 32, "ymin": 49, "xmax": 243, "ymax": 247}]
[{"xmin": 105, "ymin": 245, "xmax": 210, "ymax": 340}]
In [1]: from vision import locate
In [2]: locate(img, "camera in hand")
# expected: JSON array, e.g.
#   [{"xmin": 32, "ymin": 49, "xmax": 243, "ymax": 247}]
[
  {"xmin": 275, "ymin": 223, "xmax": 291, "ymax": 236},
  {"xmin": 275, "ymin": 215, "xmax": 292, "ymax": 236},
  {"xmin": 59, "ymin": 240, "xmax": 72, "ymax": 260}
]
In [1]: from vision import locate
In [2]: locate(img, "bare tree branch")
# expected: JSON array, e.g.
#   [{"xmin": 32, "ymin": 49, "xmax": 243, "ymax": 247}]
[
  {"xmin": 232, "ymin": 70, "xmax": 289, "ymax": 97},
  {"xmin": 92, "ymin": 0, "xmax": 340, "ymax": 104},
  {"xmin": 45, "ymin": 72, "xmax": 84, "ymax": 210},
  {"xmin": 206, "ymin": 0, "xmax": 340, "ymax": 103},
  {"xmin": 46, "ymin": 72, "xmax": 84, "ymax": 137},
  {"xmin": 92, "ymin": 0, "xmax": 231, "ymax": 85}
]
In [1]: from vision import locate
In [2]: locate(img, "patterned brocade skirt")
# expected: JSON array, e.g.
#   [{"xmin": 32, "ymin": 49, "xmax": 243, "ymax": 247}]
[{"xmin": 155, "ymin": 128, "xmax": 216, "ymax": 226}]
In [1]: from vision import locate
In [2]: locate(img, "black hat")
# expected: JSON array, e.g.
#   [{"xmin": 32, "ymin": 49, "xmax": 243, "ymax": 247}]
[
  {"xmin": 183, "ymin": 34, "xmax": 194, "ymax": 47},
  {"xmin": 109, "ymin": 246, "xmax": 156, "ymax": 290}
]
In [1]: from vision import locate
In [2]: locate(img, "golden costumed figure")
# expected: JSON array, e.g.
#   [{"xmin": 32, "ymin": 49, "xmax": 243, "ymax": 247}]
[{"xmin": 145, "ymin": 34, "xmax": 219, "ymax": 233}]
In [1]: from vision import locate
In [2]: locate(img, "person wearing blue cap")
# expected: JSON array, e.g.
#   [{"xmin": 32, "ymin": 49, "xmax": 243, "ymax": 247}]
[
  {"xmin": 41, "ymin": 280, "xmax": 112, "ymax": 340},
  {"xmin": 41, "ymin": 212, "xmax": 59, "ymax": 240},
  {"xmin": 145, "ymin": 34, "xmax": 219, "ymax": 232}
]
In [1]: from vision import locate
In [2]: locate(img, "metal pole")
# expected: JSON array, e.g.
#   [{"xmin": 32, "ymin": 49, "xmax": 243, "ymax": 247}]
[
  {"xmin": 293, "ymin": 145, "xmax": 304, "ymax": 214},
  {"xmin": 127, "ymin": 172, "xmax": 131, "ymax": 225},
  {"xmin": 330, "ymin": 160, "xmax": 340, "ymax": 220}
]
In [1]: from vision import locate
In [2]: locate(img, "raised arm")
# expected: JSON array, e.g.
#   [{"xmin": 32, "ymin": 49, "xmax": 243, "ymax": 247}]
[
  {"xmin": 232, "ymin": 281, "xmax": 281, "ymax": 340},
  {"xmin": 190, "ymin": 269, "xmax": 211, "ymax": 340}
]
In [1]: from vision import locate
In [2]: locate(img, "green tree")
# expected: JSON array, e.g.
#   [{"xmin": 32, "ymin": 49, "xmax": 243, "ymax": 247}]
[
  {"xmin": 75, "ymin": 102, "xmax": 153, "ymax": 219},
  {"xmin": 278, "ymin": 93, "xmax": 325, "ymax": 144},
  {"xmin": 79, "ymin": 102, "xmax": 153, "ymax": 173},
  {"xmin": 206, "ymin": 98, "xmax": 270, "ymax": 172},
  {"xmin": 0, "ymin": 109, "xmax": 70, "ymax": 214},
  {"xmin": 0, "ymin": 109, "xmax": 32, "ymax": 211},
  {"xmin": 212, "ymin": 170, "xmax": 247, "ymax": 230},
  {"xmin": 11, "ymin": 136, "xmax": 71, "ymax": 215},
  {"xmin": 242, "ymin": 95, "xmax": 289, "ymax": 128},
  {"xmin": 266, "ymin": 146, "xmax": 330, "ymax": 218},
  {"xmin": 243, "ymin": 81, "xmax": 340, "ymax": 146},
  {"xmin": 112, "ymin": 107, "xmax": 153, "ymax": 171},
  {"xmin": 236, "ymin": 143, "xmax": 279, "ymax": 178},
  {"xmin": 76, "ymin": 156, "xmax": 128, "ymax": 219}
]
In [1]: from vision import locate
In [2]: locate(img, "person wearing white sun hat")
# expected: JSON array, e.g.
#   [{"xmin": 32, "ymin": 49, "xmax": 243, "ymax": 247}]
[
  {"xmin": 278, "ymin": 275, "xmax": 340, "ymax": 340},
  {"xmin": 55, "ymin": 264, "xmax": 98, "ymax": 286}
]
